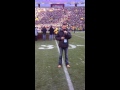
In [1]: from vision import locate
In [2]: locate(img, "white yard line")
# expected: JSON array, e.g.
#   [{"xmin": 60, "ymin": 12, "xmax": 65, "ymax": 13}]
[
  {"xmin": 55, "ymin": 40, "xmax": 74, "ymax": 90},
  {"xmin": 72, "ymin": 34, "xmax": 85, "ymax": 39}
]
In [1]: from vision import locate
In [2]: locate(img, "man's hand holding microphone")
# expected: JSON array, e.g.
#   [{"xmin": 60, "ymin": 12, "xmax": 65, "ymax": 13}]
[{"xmin": 61, "ymin": 30, "xmax": 68, "ymax": 40}]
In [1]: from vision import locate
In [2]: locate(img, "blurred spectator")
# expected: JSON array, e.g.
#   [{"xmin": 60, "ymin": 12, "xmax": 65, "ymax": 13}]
[
  {"xmin": 41, "ymin": 26, "xmax": 47, "ymax": 40},
  {"xmin": 35, "ymin": 27, "xmax": 38, "ymax": 41},
  {"xmin": 49, "ymin": 25, "xmax": 54, "ymax": 40}
]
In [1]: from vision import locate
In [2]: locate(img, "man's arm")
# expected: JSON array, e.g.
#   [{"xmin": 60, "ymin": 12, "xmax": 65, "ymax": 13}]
[
  {"xmin": 55, "ymin": 33, "xmax": 61, "ymax": 41},
  {"xmin": 55, "ymin": 32, "xmax": 65, "ymax": 41},
  {"xmin": 64, "ymin": 31, "xmax": 72, "ymax": 39}
]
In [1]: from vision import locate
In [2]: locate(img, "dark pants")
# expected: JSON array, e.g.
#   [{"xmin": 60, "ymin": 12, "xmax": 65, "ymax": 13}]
[
  {"xmin": 49, "ymin": 34, "xmax": 54, "ymax": 40},
  {"xmin": 59, "ymin": 47, "xmax": 69, "ymax": 65},
  {"xmin": 42, "ymin": 34, "xmax": 46, "ymax": 40}
]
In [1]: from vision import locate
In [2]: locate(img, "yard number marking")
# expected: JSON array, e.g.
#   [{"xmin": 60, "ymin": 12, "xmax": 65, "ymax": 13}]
[
  {"xmin": 38, "ymin": 45, "xmax": 54, "ymax": 49},
  {"xmin": 38, "ymin": 44, "xmax": 84, "ymax": 49}
]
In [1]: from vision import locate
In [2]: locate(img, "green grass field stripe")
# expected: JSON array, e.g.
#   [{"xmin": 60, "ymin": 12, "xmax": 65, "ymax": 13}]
[{"xmin": 72, "ymin": 34, "xmax": 85, "ymax": 39}]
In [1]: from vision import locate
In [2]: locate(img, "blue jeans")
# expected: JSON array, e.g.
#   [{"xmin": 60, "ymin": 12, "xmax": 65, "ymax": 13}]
[
  {"xmin": 49, "ymin": 34, "xmax": 53, "ymax": 40},
  {"xmin": 43, "ymin": 34, "xmax": 46, "ymax": 40},
  {"xmin": 59, "ymin": 47, "xmax": 69, "ymax": 65}
]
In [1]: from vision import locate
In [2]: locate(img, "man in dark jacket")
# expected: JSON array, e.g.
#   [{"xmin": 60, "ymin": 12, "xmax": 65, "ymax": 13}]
[
  {"xmin": 74, "ymin": 27, "xmax": 76, "ymax": 33},
  {"xmin": 49, "ymin": 25, "xmax": 54, "ymax": 40},
  {"xmin": 41, "ymin": 26, "xmax": 47, "ymax": 40},
  {"xmin": 55, "ymin": 22, "xmax": 72, "ymax": 68},
  {"xmin": 35, "ymin": 27, "xmax": 38, "ymax": 41}
]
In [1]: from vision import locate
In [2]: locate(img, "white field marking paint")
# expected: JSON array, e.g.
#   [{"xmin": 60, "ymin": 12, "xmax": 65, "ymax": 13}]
[
  {"xmin": 79, "ymin": 58, "xmax": 82, "ymax": 60},
  {"xmin": 72, "ymin": 34, "xmax": 85, "ymax": 39},
  {"xmin": 68, "ymin": 44, "xmax": 76, "ymax": 49},
  {"xmin": 71, "ymin": 31, "xmax": 85, "ymax": 33},
  {"xmin": 73, "ymin": 32, "xmax": 79, "ymax": 33},
  {"xmin": 79, "ymin": 58, "xmax": 85, "ymax": 64},
  {"xmin": 79, "ymin": 31, "xmax": 85, "ymax": 33},
  {"xmin": 38, "ymin": 45, "xmax": 54, "ymax": 49},
  {"xmin": 81, "ymin": 61, "xmax": 85, "ymax": 64},
  {"xmin": 38, "ymin": 44, "xmax": 84, "ymax": 50},
  {"xmin": 55, "ymin": 40, "xmax": 74, "ymax": 90},
  {"xmin": 77, "ymin": 45, "xmax": 85, "ymax": 46}
]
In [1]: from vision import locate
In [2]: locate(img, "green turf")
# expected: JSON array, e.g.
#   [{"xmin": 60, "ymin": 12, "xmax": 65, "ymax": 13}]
[
  {"xmin": 35, "ymin": 31, "xmax": 85, "ymax": 90},
  {"xmin": 35, "ymin": 40, "xmax": 69, "ymax": 90},
  {"xmin": 68, "ymin": 31, "xmax": 85, "ymax": 90}
]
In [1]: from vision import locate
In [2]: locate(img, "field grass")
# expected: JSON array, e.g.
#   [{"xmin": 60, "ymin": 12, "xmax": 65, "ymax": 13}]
[{"xmin": 35, "ymin": 31, "xmax": 85, "ymax": 90}]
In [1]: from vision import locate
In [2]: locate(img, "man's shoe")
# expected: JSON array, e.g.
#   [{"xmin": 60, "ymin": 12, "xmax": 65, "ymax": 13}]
[
  {"xmin": 58, "ymin": 65, "xmax": 62, "ymax": 68},
  {"xmin": 67, "ymin": 65, "xmax": 70, "ymax": 68}
]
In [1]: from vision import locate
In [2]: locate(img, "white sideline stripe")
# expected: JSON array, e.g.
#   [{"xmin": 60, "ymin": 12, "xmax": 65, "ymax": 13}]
[
  {"xmin": 72, "ymin": 34, "xmax": 85, "ymax": 39},
  {"xmin": 55, "ymin": 40, "xmax": 74, "ymax": 90}
]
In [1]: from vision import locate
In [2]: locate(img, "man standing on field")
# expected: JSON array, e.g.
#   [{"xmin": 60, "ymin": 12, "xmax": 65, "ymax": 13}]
[{"xmin": 55, "ymin": 22, "xmax": 72, "ymax": 68}]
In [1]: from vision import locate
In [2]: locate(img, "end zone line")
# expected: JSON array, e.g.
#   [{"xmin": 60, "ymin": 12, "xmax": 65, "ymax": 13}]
[{"xmin": 55, "ymin": 40, "xmax": 74, "ymax": 90}]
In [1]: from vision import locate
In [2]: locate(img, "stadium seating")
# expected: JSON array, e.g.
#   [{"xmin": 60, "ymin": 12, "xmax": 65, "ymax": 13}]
[{"xmin": 35, "ymin": 6, "xmax": 85, "ymax": 30}]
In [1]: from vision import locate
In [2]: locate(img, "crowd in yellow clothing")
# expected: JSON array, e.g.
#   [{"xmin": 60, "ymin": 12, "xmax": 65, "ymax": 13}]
[
  {"xmin": 35, "ymin": 18, "xmax": 39, "ymax": 21},
  {"xmin": 54, "ymin": 27, "xmax": 59, "ymax": 34},
  {"xmin": 35, "ymin": 7, "xmax": 85, "ymax": 28}
]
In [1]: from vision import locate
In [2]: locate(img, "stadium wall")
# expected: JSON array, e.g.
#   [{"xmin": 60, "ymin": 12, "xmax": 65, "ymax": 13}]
[{"xmin": 35, "ymin": 4, "xmax": 85, "ymax": 8}]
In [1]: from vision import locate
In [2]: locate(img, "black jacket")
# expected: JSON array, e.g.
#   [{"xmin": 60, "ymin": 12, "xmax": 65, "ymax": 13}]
[
  {"xmin": 41, "ymin": 27, "xmax": 47, "ymax": 34},
  {"xmin": 49, "ymin": 27, "xmax": 54, "ymax": 34},
  {"xmin": 55, "ymin": 29, "xmax": 72, "ymax": 48}
]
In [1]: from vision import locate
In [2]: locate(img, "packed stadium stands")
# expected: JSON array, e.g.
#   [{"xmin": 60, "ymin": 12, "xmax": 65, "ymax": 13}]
[{"xmin": 35, "ymin": 5, "xmax": 85, "ymax": 31}]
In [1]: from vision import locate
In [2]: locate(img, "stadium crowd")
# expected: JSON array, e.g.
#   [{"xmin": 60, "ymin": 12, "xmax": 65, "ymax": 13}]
[{"xmin": 35, "ymin": 6, "xmax": 85, "ymax": 31}]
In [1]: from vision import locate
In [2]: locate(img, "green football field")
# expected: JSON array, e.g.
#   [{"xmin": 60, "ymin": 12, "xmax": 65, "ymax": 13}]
[{"xmin": 35, "ymin": 31, "xmax": 85, "ymax": 90}]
